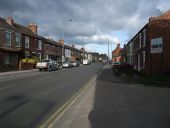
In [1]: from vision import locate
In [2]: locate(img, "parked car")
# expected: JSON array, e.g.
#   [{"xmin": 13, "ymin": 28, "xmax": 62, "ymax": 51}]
[
  {"xmin": 102, "ymin": 59, "xmax": 107, "ymax": 64},
  {"xmin": 71, "ymin": 61, "xmax": 77, "ymax": 67},
  {"xmin": 71, "ymin": 61, "xmax": 80, "ymax": 67},
  {"xmin": 83, "ymin": 59, "xmax": 91, "ymax": 65},
  {"xmin": 76, "ymin": 61, "xmax": 81, "ymax": 66},
  {"xmin": 36, "ymin": 59, "xmax": 59, "ymax": 71},
  {"xmin": 112, "ymin": 62, "xmax": 121, "ymax": 69},
  {"xmin": 62, "ymin": 61, "xmax": 73, "ymax": 68}
]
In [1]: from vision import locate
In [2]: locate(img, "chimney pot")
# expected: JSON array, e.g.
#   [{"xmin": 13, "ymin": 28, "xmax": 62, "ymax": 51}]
[
  {"xmin": 27, "ymin": 23, "xmax": 38, "ymax": 34},
  {"xmin": 59, "ymin": 39, "xmax": 64, "ymax": 45},
  {"xmin": 7, "ymin": 16, "xmax": 14, "ymax": 25}
]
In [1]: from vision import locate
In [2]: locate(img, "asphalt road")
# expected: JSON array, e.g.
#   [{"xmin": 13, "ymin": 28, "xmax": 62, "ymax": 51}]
[{"xmin": 0, "ymin": 63, "xmax": 103, "ymax": 128}]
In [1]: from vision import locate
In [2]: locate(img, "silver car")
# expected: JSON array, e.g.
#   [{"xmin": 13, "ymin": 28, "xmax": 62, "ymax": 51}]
[{"xmin": 62, "ymin": 61, "xmax": 73, "ymax": 68}]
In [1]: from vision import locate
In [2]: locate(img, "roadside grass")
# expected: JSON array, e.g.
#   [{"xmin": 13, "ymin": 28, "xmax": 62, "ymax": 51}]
[
  {"xmin": 138, "ymin": 75, "xmax": 170, "ymax": 87},
  {"xmin": 112, "ymin": 67, "xmax": 170, "ymax": 87}
]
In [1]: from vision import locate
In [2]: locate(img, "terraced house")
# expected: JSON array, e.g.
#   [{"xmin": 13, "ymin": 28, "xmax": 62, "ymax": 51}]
[
  {"xmin": 0, "ymin": 16, "xmax": 83, "ymax": 72},
  {"xmin": 122, "ymin": 10, "xmax": 170, "ymax": 75}
]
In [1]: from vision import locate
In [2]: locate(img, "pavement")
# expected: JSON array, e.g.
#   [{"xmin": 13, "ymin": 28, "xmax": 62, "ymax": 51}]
[{"xmin": 52, "ymin": 65, "xmax": 170, "ymax": 128}]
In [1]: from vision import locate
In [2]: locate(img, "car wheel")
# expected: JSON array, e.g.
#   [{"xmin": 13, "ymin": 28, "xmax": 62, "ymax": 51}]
[{"xmin": 48, "ymin": 66, "xmax": 52, "ymax": 72}]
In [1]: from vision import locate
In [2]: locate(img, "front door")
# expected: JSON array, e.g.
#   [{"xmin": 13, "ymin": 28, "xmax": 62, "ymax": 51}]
[{"xmin": 138, "ymin": 54, "xmax": 141, "ymax": 71}]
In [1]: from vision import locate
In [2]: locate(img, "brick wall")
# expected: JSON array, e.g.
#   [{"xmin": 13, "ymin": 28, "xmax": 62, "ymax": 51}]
[{"xmin": 147, "ymin": 19, "xmax": 170, "ymax": 75}]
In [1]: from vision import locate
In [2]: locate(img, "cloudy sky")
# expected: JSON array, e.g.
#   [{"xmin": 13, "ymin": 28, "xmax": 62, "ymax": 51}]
[{"xmin": 0, "ymin": 0, "xmax": 170, "ymax": 55}]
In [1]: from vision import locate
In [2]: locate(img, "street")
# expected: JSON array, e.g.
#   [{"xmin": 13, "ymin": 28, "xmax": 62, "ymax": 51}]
[{"xmin": 0, "ymin": 63, "xmax": 103, "ymax": 128}]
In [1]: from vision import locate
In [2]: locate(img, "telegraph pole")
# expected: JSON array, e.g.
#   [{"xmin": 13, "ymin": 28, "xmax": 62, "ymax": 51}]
[{"xmin": 108, "ymin": 41, "xmax": 110, "ymax": 62}]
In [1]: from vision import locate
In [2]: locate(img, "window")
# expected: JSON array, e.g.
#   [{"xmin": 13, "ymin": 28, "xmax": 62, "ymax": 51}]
[
  {"xmin": 25, "ymin": 36, "xmax": 29, "ymax": 48},
  {"xmin": 15, "ymin": 34, "xmax": 21, "ymax": 47},
  {"xmin": 143, "ymin": 29, "xmax": 146, "ymax": 47},
  {"xmin": 5, "ymin": 31, "xmax": 11, "ymax": 46},
  {"xmin": 38, "ymin": 40, "xmax": 42, "ymax": 50},
  {"xmin": 139, "ymin": 33, "xmax": 141, "ymax": 48},
  {"xmin": 38, "ymin": 53, "xmax": 42, "ymax": 60}
]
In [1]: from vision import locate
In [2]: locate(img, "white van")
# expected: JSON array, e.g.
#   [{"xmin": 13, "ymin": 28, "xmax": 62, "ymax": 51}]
[{"xmin": 83, "ymin": 59, "xmax": 90, "ymax": 65}]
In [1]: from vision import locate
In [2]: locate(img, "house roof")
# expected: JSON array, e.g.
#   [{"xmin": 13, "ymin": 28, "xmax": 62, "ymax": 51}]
[
  {"xmin": 0, "ymin": 17, "xmax": 42, "ymax": 39},
  {"xmin": 0, "ymin": 17, "xmax": 82, "ymax": 52}
]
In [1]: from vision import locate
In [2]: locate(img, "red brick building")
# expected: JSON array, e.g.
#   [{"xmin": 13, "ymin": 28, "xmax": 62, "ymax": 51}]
[
  {"xmin": 0, "ymin": 16, "xmax": 83, "ymax": 71},
  {"xmin": 112, "ymin": 44, "xmax": 122, "ymax": 63},
  {"xmin": 122, "ymin": 10, "xmax": 170, "ymax": 75}
]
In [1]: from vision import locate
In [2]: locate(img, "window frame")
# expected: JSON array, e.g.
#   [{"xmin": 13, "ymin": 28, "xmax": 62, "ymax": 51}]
[
  {"xmin": 25, "ymin": 36, "xmax": 29, "ymax": 48},
  {"xmin": 38, "ymin": 40, "xmax": 42, "ymax": 50},
  {"xmin": 15, "ymin": 33, "xmax": 21, "ymax": 47},
  {"xmin": 143, "ymin": 29, "xmax": 146, "ymax": 47},
  {"xmin": 139, "ymin": 33, "xmax": 141, "ymax": 48},
  {"xmin": 5, "ymin": 31, "xmax": 11, "ymax": 46}
]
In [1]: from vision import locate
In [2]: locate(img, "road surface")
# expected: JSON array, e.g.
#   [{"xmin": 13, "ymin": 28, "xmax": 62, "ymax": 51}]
[{"xmin": 0, "ymin": 63, "xmax": 103, "ymax": 128}]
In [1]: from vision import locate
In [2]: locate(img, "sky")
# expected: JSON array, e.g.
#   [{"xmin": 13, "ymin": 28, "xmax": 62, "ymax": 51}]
[{"xmin": 0, "ymin": 0, "xmax": 170, "ymax": 56}]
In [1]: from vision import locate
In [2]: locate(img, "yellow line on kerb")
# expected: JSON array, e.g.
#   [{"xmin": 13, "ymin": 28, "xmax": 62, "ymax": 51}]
[{"xmin": 39, "ymin": 68, "xmax": 103, "ymax": 128}]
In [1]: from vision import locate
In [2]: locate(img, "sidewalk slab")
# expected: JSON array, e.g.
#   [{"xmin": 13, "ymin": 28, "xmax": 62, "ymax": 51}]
[
  {"xmin": 51, "ymin": 66, "xmax": 170, "ymax": 128},
  {"xmin": 52, "ymin": 77, "xmax": 96, "ymax": 128}
]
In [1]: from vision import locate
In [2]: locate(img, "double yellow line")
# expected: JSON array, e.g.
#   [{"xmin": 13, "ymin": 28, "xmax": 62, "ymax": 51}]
[{"xmin": 39, "ymin": 68, "xmax": 103, "ymax": 128}]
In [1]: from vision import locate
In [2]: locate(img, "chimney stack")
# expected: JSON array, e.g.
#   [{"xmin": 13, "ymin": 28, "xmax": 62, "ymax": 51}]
[
  {"xmin": 27, "ymin": 23, "xmax": 38, "ymax": 34},
  {"xmin": 116, "ymin": 43, "xmax": 120, "ymax": 49},
  {"xmin": 7, "ymin": 17, "xmax": 14, "ymax": 25},
  {"xmin": 59, "ymin": 39, "xmax": 64, "ymax": 45},
  {"xmin": 72, "ymin": 44, "xmax": 75, "ymax": 48}
]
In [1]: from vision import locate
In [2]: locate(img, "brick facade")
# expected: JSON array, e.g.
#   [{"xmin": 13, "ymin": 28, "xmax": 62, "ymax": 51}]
[
  {"xmin": 122, "ymin": 10, "xmax": 170, "ymax": 75},
  {"xmin": 0, "ymin": 16, "xmax": 83, "ymax": 71}
]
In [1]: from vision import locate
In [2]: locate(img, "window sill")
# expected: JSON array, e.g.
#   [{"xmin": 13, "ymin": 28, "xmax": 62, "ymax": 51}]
[{"xmin": 5, "ymin": 44, "xmax": 11, "ymax": 47}]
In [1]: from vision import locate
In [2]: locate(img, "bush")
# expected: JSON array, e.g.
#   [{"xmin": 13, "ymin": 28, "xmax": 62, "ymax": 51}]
[{"xmin": 20, "ymin": 58, "xmax": 38, "ymax": 64}]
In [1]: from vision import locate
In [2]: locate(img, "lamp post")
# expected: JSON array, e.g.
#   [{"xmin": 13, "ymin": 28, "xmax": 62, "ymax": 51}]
[{"xmin": 61, "ymin": 19, "xmax": 72, "ymax": 66}]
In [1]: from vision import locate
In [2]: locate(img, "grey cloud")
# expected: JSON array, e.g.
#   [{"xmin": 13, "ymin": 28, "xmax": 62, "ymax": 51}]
[{"xmin": 0, "ymin": 0, "xmax": 169, "ymax": 45}]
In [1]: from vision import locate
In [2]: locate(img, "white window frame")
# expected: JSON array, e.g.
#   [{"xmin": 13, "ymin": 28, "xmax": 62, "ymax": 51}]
[
  {"xmin": 143, "ymin": 29, "xmax": 146, "ymax": 47},
  {"xmin": 5, "ymin": 31, "xmax": 11, "ymax": 46},
  {"xmin": 38, "ymin": 40, "xmax": 42, "ymax": 50},
  {"xmin": 38, "ymin": 53, "xmax": 42, "ymax": 60},
  {"xmin": 15, "ymin": 33, "xmax": 21, "ymax": 47},
  {"xmin": 25, "ymin": 36, "xmax": 29, "ymax": 48},
  {"xmin": 139, "ymin": 33, "xmax": 141, "ymax": 49}
]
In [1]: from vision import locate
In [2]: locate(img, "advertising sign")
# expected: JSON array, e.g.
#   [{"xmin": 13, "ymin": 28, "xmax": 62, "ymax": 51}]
[{"xmin": 151, "ymin": 37, "xmax": 162, "ymax": 53}]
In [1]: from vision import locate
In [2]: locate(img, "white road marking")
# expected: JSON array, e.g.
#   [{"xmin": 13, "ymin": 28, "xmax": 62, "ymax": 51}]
[{"xmin": 0, "ymin": 85, "xmax": 16, "ymax": 91}]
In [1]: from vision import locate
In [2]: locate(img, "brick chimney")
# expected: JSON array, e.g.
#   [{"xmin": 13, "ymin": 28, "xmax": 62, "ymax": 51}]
[
  {"xmin": 59, "ymin": 39, "xmax": 64, "ymax": 45},
  {"xmin": 27, "ymin": 23, "xmax": 38, "ymax": 34},
  {"xmin": 116, "ymin": 43, "xmax": 121, "ymax": 49},
  {"xmin": 7, "ymin": 17, "xmax": 14, "ymax": 25},
  {"xmin": 72, "ymin": 44, "xmax": 75, "ymax": 48}
]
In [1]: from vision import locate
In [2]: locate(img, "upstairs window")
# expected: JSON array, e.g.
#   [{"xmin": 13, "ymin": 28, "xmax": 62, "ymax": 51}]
[
  {"xmin": 143, "ymin": 29, "xmax": 146, "ymax": 47},
  {"xmin": 38, "ymin": 40, "xmax": 42, "ymax": 50},
  {"xmin": 139, "ymin": 33, "xmax": 141, "ymax": 48},
  {"xmin": 5, "ymin": 31, "xmax": 11, "ymax": 46},
  {"xmin": 15, "ymin": 34, "xmax": 21, "ymax": 47},
  {"xmin": 25, "ymin": 36, "xmax": 29, "ymax": 48}
]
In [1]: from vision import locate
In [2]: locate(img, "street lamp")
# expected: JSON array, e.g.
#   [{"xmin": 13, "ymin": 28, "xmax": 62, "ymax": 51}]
[{"xmin": 61, "ymin": 19, "xmax": 72, "ymax": 66}]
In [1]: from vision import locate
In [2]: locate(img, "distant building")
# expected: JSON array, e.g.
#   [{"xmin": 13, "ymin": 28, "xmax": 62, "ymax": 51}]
[{"xmin": 112, "ymin": 44, "xmax": 122, "ymax": 63}]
